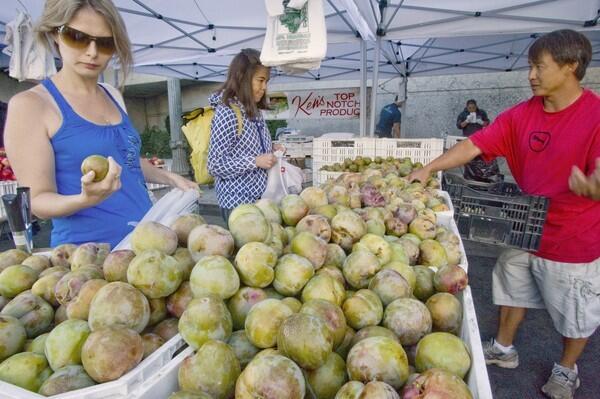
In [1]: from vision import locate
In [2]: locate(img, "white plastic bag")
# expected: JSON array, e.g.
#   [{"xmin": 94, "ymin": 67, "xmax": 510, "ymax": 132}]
[
  {"xmin": 2, "ymin": 11, "xmax": 56, "ymax": 81},
  {"xmin": 262, "ymin": 156, "xmax": 304, "ymax": 203},
  {"xmin": 261, "ymin": 0, "xmax": 327, "ymax": 72},
  {"xmin": 114, "ymin": 188, "xmax": 201, "ymax": 251}
]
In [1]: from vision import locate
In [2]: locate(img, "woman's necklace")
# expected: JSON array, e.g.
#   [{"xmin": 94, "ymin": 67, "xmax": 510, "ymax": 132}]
[{"xmin": 99, "ymin": 92, "xmax": 112, "ymax": 125}]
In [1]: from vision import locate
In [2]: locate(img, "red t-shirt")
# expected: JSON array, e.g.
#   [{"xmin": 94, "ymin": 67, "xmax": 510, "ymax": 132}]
[{"xmin": 470, "ymin": 89, "xmax": 600, "ymax": 263}]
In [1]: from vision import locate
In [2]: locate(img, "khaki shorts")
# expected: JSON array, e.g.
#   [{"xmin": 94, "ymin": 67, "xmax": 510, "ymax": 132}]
[{"xmin": 492, "ymin": 249, "xmax": 600, "ymax": 339}]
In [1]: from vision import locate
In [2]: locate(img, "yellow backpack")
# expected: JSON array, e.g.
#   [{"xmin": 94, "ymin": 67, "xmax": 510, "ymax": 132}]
[{"xmin": 181, "ymin": 105, "xmax": 243, "ymax": 184}]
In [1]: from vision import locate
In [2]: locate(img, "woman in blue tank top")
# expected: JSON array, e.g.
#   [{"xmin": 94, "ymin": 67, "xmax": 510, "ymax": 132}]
[{"xmin": 4, "ymin": 0, "xmax": 197, "ymax": 249}]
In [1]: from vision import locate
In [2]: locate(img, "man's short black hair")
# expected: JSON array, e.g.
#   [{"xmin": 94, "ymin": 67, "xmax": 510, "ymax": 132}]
[
  {"xmin": 528, "ymin": 29, "xmax": 592, "ymax": 81},
  {"xmin": 466, "ymin": 99, "xmax": 477, "ymax": 107}
]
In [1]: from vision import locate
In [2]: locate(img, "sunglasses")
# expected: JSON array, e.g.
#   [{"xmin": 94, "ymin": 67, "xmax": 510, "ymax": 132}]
[{"xmin": 57, "ymin": 25, "xmax": 116, "ymax": 55}]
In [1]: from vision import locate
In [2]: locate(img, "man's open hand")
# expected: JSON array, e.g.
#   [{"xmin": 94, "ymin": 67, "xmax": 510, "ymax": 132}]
[{"xmin": 569, "ymin": 158, "xmax": 600, "ymax": 200}]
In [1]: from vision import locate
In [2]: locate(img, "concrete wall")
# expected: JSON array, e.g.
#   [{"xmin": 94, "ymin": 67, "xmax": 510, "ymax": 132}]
[
  {"xmin": 401, "ymin": 68, "xmax": 600, "ymax": 139},
  {"xmin": 123, "ymin": 97, "xmax": 149, "ymax": 132},
  {"xmin": 279, "ymin": 67, "xmax": 600, "ymax": 139},
  {"xmin": 129, "ymin": 67, "xmax": 600, "ymax": 139},
  {"xmin": 131, "ymin": 82, "xmax": 222, "ymax": 132}
]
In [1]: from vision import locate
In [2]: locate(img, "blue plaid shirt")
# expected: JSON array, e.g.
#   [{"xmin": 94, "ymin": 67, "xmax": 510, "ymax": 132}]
[{"xmin": 208, "ymin": 92, "xmax": 272, "ymax": 209}]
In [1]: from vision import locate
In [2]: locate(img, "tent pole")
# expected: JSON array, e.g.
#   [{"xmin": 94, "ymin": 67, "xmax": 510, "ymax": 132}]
[
  {"xmin": 369, "ymin": 37, "xmax": 381, "ymax": 137},
  {"xmin": 360, "ymin": 39, "xmax": 367, "ymax": 137},
  {"xmin": 167, "ymin": 78, "xmax": 190, "ymax": 177}
]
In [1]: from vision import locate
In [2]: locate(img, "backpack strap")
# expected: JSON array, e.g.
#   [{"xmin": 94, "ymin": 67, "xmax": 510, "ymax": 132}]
[{"xmin": 230, "ymin": 104, "xmax": 244, "ymax": 136}]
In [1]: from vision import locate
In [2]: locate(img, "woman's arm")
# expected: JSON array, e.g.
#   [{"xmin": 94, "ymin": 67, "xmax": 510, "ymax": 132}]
[
  {"xmin": 141, "ymin": 159, "xmax": 198, "ymax": 190},
  {"xmin": 4, "ymin": 91, "xmax": 122, "ymax": 219}
]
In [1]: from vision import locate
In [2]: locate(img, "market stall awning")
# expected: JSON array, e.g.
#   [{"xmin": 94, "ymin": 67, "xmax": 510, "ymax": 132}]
[
  {"xmin": 341, "ymin": 0, "xmax": 600, "ymax": 77},
  {"xmin": 0, "ymin": 0, "xmax": 362, "ymax": 81},
  {"xmin": 1, "ymin": 1, "xmax": 599, "ymax": 81}
]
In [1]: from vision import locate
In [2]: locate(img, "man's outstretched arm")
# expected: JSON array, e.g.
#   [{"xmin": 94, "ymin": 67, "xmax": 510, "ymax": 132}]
[{"xmin": 407, "ymin": 138, "xmax": 482, "ymax": 182}]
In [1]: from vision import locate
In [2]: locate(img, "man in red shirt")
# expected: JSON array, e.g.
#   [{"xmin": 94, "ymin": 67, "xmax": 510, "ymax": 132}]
[{"xmin": 409, "ymin": 30, "xmax": 599, "ymax": 399}]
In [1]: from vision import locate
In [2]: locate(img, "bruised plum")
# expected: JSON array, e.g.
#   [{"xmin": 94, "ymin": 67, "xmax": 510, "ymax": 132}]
[{"xmin": 81, "ymin": 327, "xmax": 144, "ymax": 383}]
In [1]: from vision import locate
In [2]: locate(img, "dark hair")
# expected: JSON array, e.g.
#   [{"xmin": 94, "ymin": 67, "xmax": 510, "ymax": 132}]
[
  {"xmin": 221, "ymin": 48, "xmax": 270, "ymax": 118},
  {"xmin": 466, "ymin": 99, "xmax": 477, "ymax": 107},
  {"xmin": 528, "ymin": 29, "xmax": 592, "ymax": 81}
]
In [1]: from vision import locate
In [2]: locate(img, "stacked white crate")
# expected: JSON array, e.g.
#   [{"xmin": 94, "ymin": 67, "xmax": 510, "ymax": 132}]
[
  {"xmin": 375, "ymin": 138, "xmax": 444, "ymax": 165},
  {"xmin": 313, "ymin": 138, "xmax": 444, "ymax": 186},
  {"xmin": 0, "ymin": 334, "xmax": 186, "ymax": 399},
  {"xmin": 444, "ymin": 135, "xmax": 466, "ymax": 150},
  {"xmin": 274, "ymin": 135, "xmax": 314, "ymax": 159},
  {"xmin": 132, "ymin": 290, "xmax": 490, "ymax": 399},
  {"xmin": 131, "ymin": 216, "xmax": 489, "ymax": 399},
  {"xmin": 312, "ymin": 137, "xmax": 376, "ymax": 185}
]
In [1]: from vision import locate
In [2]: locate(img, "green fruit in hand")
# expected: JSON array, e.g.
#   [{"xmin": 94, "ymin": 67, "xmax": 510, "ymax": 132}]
[{"xmin": 81, "ymin": 155, "xmax": 109, "ymax": 182}]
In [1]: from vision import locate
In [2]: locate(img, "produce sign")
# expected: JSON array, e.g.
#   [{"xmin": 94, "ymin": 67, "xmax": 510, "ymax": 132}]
[{"xmin": 266, "ymin": 89, "xmax": 360, "ymax": 120}]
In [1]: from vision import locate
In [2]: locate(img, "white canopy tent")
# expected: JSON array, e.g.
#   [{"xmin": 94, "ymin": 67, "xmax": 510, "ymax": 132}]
[
  {"xmin": 0, "ymin": 0, "xmax": 363, "ymax": 82},
  {"xmin": 1, "ymin": 1, "xmax": 598, "ymax": 82}
]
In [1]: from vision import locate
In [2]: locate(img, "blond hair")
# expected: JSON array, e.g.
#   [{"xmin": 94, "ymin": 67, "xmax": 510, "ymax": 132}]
[{"xmin": 35, "ymin": 0, "xmax": 132, "ymax": 86}]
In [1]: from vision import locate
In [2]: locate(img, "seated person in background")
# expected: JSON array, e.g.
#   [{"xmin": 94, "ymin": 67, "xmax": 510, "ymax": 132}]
[
  {"xmin": 457, "ymin": 99, "xmax": 489, "ymax": 135},
  {"xmin": 456, "ymin": 99, "xmax": 501, "ymax": 182},
  {"xmin": 375, "ymin": 96, "xmax": 402, "ymax": 138}
]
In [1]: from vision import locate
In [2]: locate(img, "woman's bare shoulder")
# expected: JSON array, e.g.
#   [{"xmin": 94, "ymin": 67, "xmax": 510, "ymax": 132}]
[
  {"xmin": 9, "ymin": 84, "xmax": 53, "ymax": 111},
  {"xmin": 7, "ymin": 84, "xmax": 61, "ymax": 137}
]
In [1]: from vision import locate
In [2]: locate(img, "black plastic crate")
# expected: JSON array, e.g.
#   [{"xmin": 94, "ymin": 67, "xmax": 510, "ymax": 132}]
[{"xmin": 443, "ymin": 173, "xmax": 549, "ymax": 251}]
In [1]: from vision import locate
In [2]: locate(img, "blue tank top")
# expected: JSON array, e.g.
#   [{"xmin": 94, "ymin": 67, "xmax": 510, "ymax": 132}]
[{"xmin": 42, "ymin": 79, "xmax": 152, "ymax": 249}]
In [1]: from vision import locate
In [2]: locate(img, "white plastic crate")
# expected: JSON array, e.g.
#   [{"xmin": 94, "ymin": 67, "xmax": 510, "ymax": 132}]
[
  {"xmin": 444, "ymin": 135, "xmax": 467, "ymax": 150},
  {"xmin": 0, "ymin": 334, "xmax": 186, "ymax": 399},
  {"xmin": 315, "ymin": 170, "xmax": 343, "ymax": 185},
  {"xmin": 279, "ymin": 135, "xmax": 313, "ymax": 144},
  {"xmin": 302, "ymin": 169, "xmax": 313, "ymax": 184},
  {"xmin": 275, "ymin": 140, "xmax": 314, "ymax": 159},
  {"xmin": 128, "ymin": 288, "xmax": 490, "ymax": 399},
  {"xmin": 312, "ymin": 138, "xmax": 376, "ymax": 184},
  {"xmin": 0, "ymin": 181, "xmax": 18, "ymax": 221},
  {"xmin": 375, "ymin": 138, "xmax": 444, "ymax": 164},
  {"xmin": 435, "ymin": 189, "xmax": 454, "ymax": 220},
  {"xmin": 312, "ymin": 138, "xmax": 443, "ymax": 186},
  {"xmin": 129, "ymin": 347, "xmax": 194, "ymax": 399},
  {"xmin": 287, "ymin": 142, "xmax": 313, "ymax": 158},
  {"xmin": 438, "ymin": 213, "xmax": 469, "ymax": 272},
  {"xmin": 459, "ymin": 286, "xmax": 493, "ymax": 399}
]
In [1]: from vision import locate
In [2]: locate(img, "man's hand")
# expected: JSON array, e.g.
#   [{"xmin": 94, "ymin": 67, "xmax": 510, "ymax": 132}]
[
  {"xmin": 569, "ymin": 159, "xmax": 600, "ymax": 200},
  {"xmin": 256, "ymin": 154, "xmax": 277, "ymax": 169},
  {"xmin": 475, "ymin": 118, "xmax": 484, "ymax": 125},
  {"xmin": 407, "ymin": 166, "xmax": 432, "ymax": 183}
]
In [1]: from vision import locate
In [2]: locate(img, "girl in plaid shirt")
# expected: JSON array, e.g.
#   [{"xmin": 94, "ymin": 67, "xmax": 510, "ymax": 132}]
[{"xmin": 208, "ymin": 49, "xmax": 280, "ymax": 223}]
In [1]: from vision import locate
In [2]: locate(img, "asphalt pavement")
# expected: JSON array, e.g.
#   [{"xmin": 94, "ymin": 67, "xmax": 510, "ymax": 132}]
[{"xmin": 465, "ymin": 241, "xmax": 600, "ymax": 399}]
